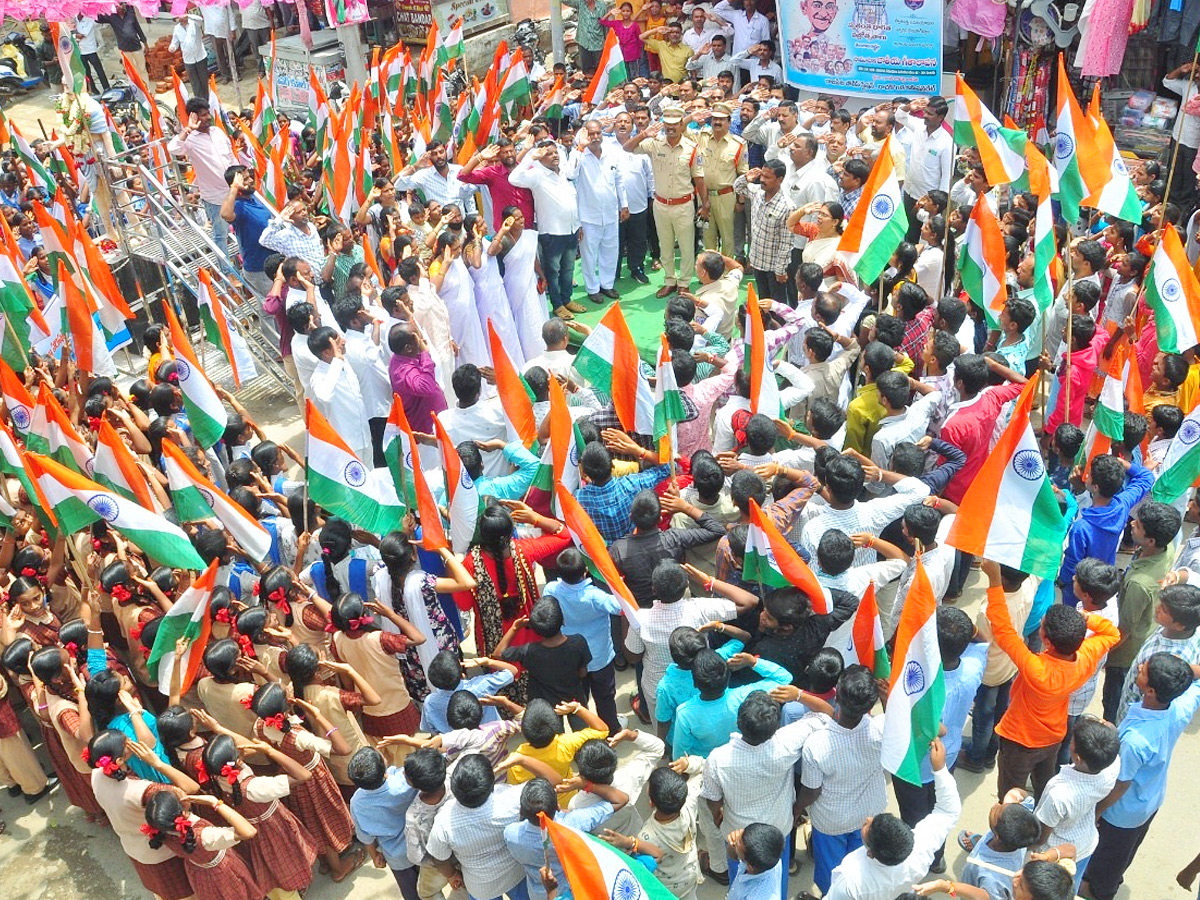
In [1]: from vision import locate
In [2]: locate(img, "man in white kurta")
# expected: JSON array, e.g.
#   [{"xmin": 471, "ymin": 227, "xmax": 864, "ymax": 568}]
[
  {"xmin": 565, "ymin": 120, "xmax": 628, "ymax": 302},
  {"xmin": 308, "ymin": 328, "xmax": 373, "ymax": 463}
]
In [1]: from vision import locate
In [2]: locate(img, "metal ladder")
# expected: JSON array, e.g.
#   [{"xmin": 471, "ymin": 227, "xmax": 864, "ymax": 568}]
[{"xmin": 102, "ymin": 138, "xmax": 292, "ymax": 396}]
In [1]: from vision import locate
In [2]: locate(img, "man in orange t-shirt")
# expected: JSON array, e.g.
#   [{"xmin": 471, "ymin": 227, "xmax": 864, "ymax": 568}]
[{"xmin": 981, "ymin": 559, "xmax": 1121, "ymax": 801}]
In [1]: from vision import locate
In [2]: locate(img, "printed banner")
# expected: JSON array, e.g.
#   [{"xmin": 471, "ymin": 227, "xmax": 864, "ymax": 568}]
[
  {"xmin": 779, "ymin": 0, "xmax": 943, "ymax": 97},
  {"xmin": 434, "ymin": 0, "xmax": 509, "ymax": 36},
  {"xmin": 395, "ymin": 0, "xmax": 435, "ymax": 40}
]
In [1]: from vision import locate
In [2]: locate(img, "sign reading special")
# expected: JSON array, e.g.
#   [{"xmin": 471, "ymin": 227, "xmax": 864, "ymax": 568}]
[{"xmin": 779, "ymin": 0, "xmax": 943, "ymax": 97}]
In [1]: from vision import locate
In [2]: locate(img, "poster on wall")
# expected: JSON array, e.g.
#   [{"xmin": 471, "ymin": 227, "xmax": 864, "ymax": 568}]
[
  {"xmin": 779, "ymin": 0, "xmax": 943, "ymax": 97},
  {"xmin": 326, "ymin": 0, "xmax": 372, "ymax": 26}
]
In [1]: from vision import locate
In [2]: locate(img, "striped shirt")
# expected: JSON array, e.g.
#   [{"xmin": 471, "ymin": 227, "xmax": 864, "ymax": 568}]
[
  {"xmin": 426, "ymin": 785, "xmax": 525, "ymax": 900},
  {"xmin": 798, "ymin": 477, "xmax": 930, "ymax": 566},
  {"xmin": 1116, "ymin": 626, "xmax": 1200, "ymax": 721},
  {"xmin": 801, "ymin": 714, "xmax": 887, "ymax": 835}
]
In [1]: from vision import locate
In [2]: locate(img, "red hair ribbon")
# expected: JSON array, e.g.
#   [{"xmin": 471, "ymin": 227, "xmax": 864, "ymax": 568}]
[
  {"xmin": 173, "ymin": 816, "xmax": 191, "ymax": 838},
  {"xmin": 87, "ymin": 416, "xmax": 102, "ymax": 431},
  {"xmin": 80, "ymin": 747, "xmax": 91, "ymax": 764},
  {"xmin": 213, "ymin": 608, "xmax": 232, "ymax": 624},
  {"xmin": 110, "ymin": 584, "xmax": 133, "ymax": 603},
  {"xmin": 321, "ymin": 546, "xmax": 332, "ymax": 556},
  {"xmin": 347, "ymin": 615, "xmax": 373, "ymax": 631},
  {"xmin": 140, "ymin": 646, "xmax": 150, "ymax": 660},
  {"xmin": 92, "ymin": 539, "xmax": 104, "ymax": 551},
  {"xmin": 239, "ymin": 695, "xmax": 254, "ymax": 710},
  {"xmin": 220, "ymin": 762, "xmax": 239, "ymax": 785},
  {"xmin": 97, "ymin": 754, "xmax": 120, "ymax": 776},
  {"xmin": 268, "ymin": 587, "xmax": 290, "ymax": 616},
  {"xmin": 195, "ymin": 761, "xmax": 210, "ymax": 784},
  {"xmin": 19, "ymin": 566, "xmax": 37, "ymax": 578},
  {"xmin": 38, "ymin": 533, "xmax": 49, "ymax": 548},
  {"xmin": 252, "ymin": 582, "xmax": 261, "ymax": 597},
  {"xmin": 262, "ymin": 712, "xmax": 287, "ymax": 730},
  {"xmin": 324, "ymin": 622, "xmax": 337, "ymax": 633},
  {"xmin": 64, "ymin": 641, "xmax": 79, "ymax": 654},
  {"xmin": 236, "ymin": 634, "xmax": 255, "ymax": 658},
  {"xmin": 139, "ymin": 823, "xmax": 159, "ymax": 837},
  {"xmin": 166, "ymin": 372, "xmax": 180, "ymax": 386}
]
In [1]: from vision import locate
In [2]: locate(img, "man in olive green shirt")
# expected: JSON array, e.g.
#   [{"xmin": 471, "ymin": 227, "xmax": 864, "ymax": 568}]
[
  {"xmin": 641, "ymin": 20, "xmax": 695, "ymax": 83},
  {"xmin": 1102, "ymin": 500, "xmax": 1182, "ymax": 721}
]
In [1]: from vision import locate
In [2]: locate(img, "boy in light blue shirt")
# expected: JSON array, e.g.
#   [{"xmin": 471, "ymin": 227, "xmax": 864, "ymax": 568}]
[
  {"xmin": 420, "ymin": 649, "xmax": 519, "ymax": 734},
  {"xmin": 727, "ymin": 823, "xmax": 785, "ymax": 900}
]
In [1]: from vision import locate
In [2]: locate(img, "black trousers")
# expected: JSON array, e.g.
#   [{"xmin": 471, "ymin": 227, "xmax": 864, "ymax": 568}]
[
  {"xmin": 618, "ymin": 208, "xmax": 649, "ymax": 278},
  {"xmin": 185, "ymin": 60, "xmax": 208, "ymax": 100},
  {"xmin": 583, "ymin": 661, "xmax": 619, "ymax": 733},
  {"xmin": 903, "ymin": 191, "xmax": 922, "ymax": 243},
  {"xmin": 82, "ymin": 52, "xmax": 109, "ymax": 92},
  {"xmin": 1101, "ymin": 665, "xmax": 1128, "ymax": 723},
  {"xmin": 369, "ymin": 416, "xmax": 386, "ymax": 469},
  {"xmin": 891, "ymin": 775, "xmax": 945, "ymax": 867},
  {"xmin": 1167, "ymin": 140, "xmax": 1199, "ymax": 220},
  {"xmin": 1084, "ymin": 814, "xmax": 1156, "ymax": 900},
  {"xmin": 786, "ymin": 247, "xmax": 802, "ymax": 307},
  {"xmin": 754, "ymin": 268, "xmax": 789, "ymax": 302}
]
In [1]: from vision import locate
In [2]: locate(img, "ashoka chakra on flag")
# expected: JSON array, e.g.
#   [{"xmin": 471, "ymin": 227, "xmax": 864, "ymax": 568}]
[
  {"xmin": 1012, "ymin": 449, "xmax": 1044, "ymax": 481},
  {"xmin": 871, "ymin": 196, "xmax": 894, "ymax": 219},
  {"xmin": 87, "ymin": 494, "xmax": 121, "ymax": 522}
]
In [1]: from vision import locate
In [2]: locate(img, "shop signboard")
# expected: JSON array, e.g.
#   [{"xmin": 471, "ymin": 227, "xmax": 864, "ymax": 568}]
[
  {"xmin": 432, "ymin": 0, "xmax": 510, "ymax": 36},
  {"xmin": 779, "ymin": 0, "xmax": 943, "ymax": 97},
  {"xmin": 395, "ymin": 0, "xmax": 435, "ymax": 40}
]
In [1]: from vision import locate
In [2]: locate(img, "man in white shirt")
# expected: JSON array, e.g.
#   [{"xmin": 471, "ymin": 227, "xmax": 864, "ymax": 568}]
[
  {"xmin": 682, "ymin": 5, "xmax": 729, "ymax": 52},
  {"xmin": 526, "ymin": 317, "xmax": 584, "ymax": 381},
  {"xmin": 783, "ymin": 134, "xmax": 839, "ymax": 270},
  {"xmin": 612, "ymin": 112, "xmax": 655, "ymax": 284},
  {"xmin": 393, "ymin": 140, "xmax": 478, "ymax": 214},
  {"xmin": 510, "ymin": 141, "xmax": 584, "ymax": 317},
  {"xmin": 729, "ymin": 40, "xmax": 783, "ymax": 85},
  {"xmin": 200, "ymin": 2, "xmax": 237, "ymax": 83},
  {"xmin": 306, "ymin": 326, "xmax": 373, "ymax": 463},
  {"xmin": 333, "ymin": 297, "xmax": 392, "ymax": 468},
  {"xmin": 565, "ymin": 120, "xmax": 628, "ymax": 304},
  {"xmin": 688, "ymin": 251, "xmax": 744, "ymax": 338},
  {"xmin": 742, "ymin": 101, "xmax": 803, "ymax": 165},
  {"xmin": 822, "ymin": 738, "xmax": 961, "ymax": 900},
  {"xmin": 711, "ymin": 0, "xmax": 771, "ymax": 57},
  {"xmin": 896, "ymin": 97, "xmax": 953, "ymax": 241},
  {"xmin": 169, "ymin": 13, "xmax": 208, "ymax": 99},
  {"xmin": 686, "ymin": 33, "xmax": 737, "ymax": 84},
  {"xmin": 439, "ymin": 364, "xmax": 510, "ymax": 478},
  {"xmin": 74, "ymin": 15, "xmax": 108, "ymax": 92},
  {"xmin": 869, "ymin": 374, "xmax": 942, "ymax": 470}
]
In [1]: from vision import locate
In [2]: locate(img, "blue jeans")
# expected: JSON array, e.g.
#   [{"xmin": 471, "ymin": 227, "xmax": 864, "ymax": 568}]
[
  {"xmin": 470, "ymin": 879, "xmax": 530, "ymax": 900},
  {"xmin": 728, "ymin": 839, "xmax": 790, "ymax": 900},
  {"xmin": 966, "ymin": 678, "xmax": 1012, "ymax": 766},
  {"xmin": 538, "ymin": 231, "xmax": 577, "ymax": 309},
  {"xmin": 811, "ymin": 827, "xmax": 863, "ymax": 894},
  {"xmin": 203, "ymin": 199, "xmax": 232, "ymax": 258}
]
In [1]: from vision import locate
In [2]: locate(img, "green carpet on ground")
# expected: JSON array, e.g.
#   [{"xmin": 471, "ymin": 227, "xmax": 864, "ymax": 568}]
[{"xmin": 563, "ymin": 261, "xmax": 674, "ymax": 364}]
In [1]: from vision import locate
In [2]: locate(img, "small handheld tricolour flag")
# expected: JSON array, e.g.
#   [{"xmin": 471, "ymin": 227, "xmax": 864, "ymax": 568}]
[
  {"xmin": 1144, "ymin": 226, "xmax": 1200, "ymax": 354},
  {"xmin": 526, "ymin": 378, "xmax": 582, "ymax": 517},
  {"xmin": 162, "ymin": 302, "xmax": 229, "ymax": 449},
  {"xmin": 881, "ymin": 555, "xmax": 944, "ymax": 785},
  {"xmin": 145, "ymin": 560, "xmax": 219, "ymax": 694},
  {"xmin": 1052, "ymin": 53, "xmax": 1110, "ymax": 224},
  {"xmin": 654, "ymin": 334, "xmax": 685, "ymax": 463},
  {"xmin": 743, "ymin": 282, "xmax": 781, "ymax": 418},
  {"xmin": 556, "ymin": 484, "xmax": 641, "ymax": 622},
  {"xmin": 540, "ymin": 811, "xmax": 676, "ymax": 900},
  {"xmin": 49, "ymin": 23, "xmax": 86, "ymax": 96},
  {"xmin": 1152, "ymin": 401, "xmax": 1200, "ymax": 504},
  {"xmin": 837, "ymin": 136, "xmax": 907, "ymax": 285},
  {"xmin": 852, "ymin": 582, "xmax": 891, "ymax": 679},
  {"xmin": 573, "ymin": 304, "xmax": 655, "ymax": 434},
  {"xmin": 431, "ymin": 412, "xmax": 481, "ymax": 554},
  {"xmin": 945, "ymin": 373, "xmax": 1066, "ymax": 581},
  {"xmin": 742, "ymin": 498, "xmax": 830, "ymax": 614},
  {"xmin": 487, "ymin": 320, "xmax": 536, "ymax": 448},
  {"xmin": 93, "ymin": 419, "xmax": 157, "ymax": 511},
  {"xmin": 959, "ymin": 200, "xmax": 1008, "ymax": 327},
  {"xmin": 582, "ymin": 30, "xmax": 627, "ymax": 105}
]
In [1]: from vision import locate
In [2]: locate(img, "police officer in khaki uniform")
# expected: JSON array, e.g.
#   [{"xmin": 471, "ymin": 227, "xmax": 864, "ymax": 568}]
[
  {"xmin": 697, "ymin": 102, "xmax": 747, "ymax": 258},
  {"xmin": 624, "ymin": 106, "xmax": 709, "ymax": 297}
]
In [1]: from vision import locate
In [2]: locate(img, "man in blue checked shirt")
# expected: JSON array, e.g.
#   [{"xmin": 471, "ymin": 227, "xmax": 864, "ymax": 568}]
[{"xmin": 576, "ymin": 441, "xmax": 672, "ymax": 543}]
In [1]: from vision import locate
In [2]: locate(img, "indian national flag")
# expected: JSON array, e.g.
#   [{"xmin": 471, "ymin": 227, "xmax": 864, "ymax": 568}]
[
  {"xmin": 743, "ymin": 498, "xmax": 830, "ymax": 613},
  {"xmin": 94, "ymin": 419, "xmax": 157, "ymax": 511},
  {"xmin": 583, "ymin": 30, "xmax": 628, "ymax": 104},
  {"xmin": 1026, "ymin": 142, "xmax": 1058, "ymax": 312},
  {"xmin": 196, "ymin": 269, "xmax": 257, "ymax": 387},
  {"xmin": 307, "ymin": 400, "xmax": 406, "ymax": 536},
  {"xmin": 27, "ymin": 452, "xmax": 205, "ymax": 569},
  {"xmin": 382, "ymin": 394, "xmax": 449, "ymax": 549},
  {"xmin": 498, "ymin": 57, "xmax": 532, "ymax": 114},
  {"xmin": 946, "ymin": 373, "xmax": 1067, "ymax": 580},
  {"xmin": 60, "ymin": 260, "xmax": 116, "ymax": 377},
  {"xmin": 837, "ymin": 136, "xmax": 907, "ymax": 284},
  {"xmin": 574, "ymin": 304, "xmax": 655, "ymax": 434},
  {"xmin": 959, "ymin": 200, "xmax": 1008, "ymax": 327},
  {"xmin": 536, "ymin": 76, "xmax": 566, "ymax": 119},
  {"xmin": 540, "ymin": 812, "xmax": 676, "ymax": 900},
  {"xmin": 555, "ymin": 484, "xmax": 641, "ymax": 620},
  {"xmin": 253, "ymin": 80, "xmax": 278, "ymax": 147},
  {"xmin": 162, "ymin": 302, "xmax": 228, "ymax": 449},
  {"xmin": 1082, "ymin": 339, "xmax": 1133, "ymax": 468},
  {"xmin": 654, "ymin": 334, "xmax": 685, "ymax": 462},
  {"xmin": 881, "ymin": 556, "xmax": 944, "ymax": 786},
  {"xmin": 0, "ymin": 359, "xmax": 34, "ymax": 435},
  {"xmin": 852, "ymin": 581, "xmax": 891, "ymax": 679},
  {"xmin": 487, "ymin": 321, "xmax": 537, "ymax": 448},
  {"xmin": 437, "ymin": 16, "xmax": 465, "ymax": 67},
  {"xmin": 954, "ymin": 75, "xmax": 1025, "ymax": 185},
  {"xmin": 0, "ymin": 246, "xmax": 49, "ymax": 372},
  {"xmin": 161, "ymin": 441, "xmax": 273, "ymax": 563},
  {"xmin": 744, "ymin": 282, "xmax": 781, "ymax": 418},
  {"xmin": 50, "ymin": 23, "xmax": 86, "ymax": 97},
  {"xmin": 1083, "ymin": 86, "xmax": 1142, "ymax": 224},
  {"xmin": 1152, "ymin": 400, "xmax": 1200, "ymax": 503},
  {"xmin": 526, "ymin": 378, "xmax": 582, "ymax": 517},
  {"xmin": 1052, "ymin": 53, "xmax": 1110, "ymax": 223},
  {"xmin": 262, "ymin": 136, "xmax": 288, "ymax": 213},
  {"xmin": 145, "ymin": 560, "xmax": 219, "ymax": 694},
  {"xmin": 1145, "ymin": 226, "xmax": 1200, "ymax": 354},
  {"xmin": 432, "ymin": 412, "xmax": 481, "ymax": 553},
  {"xmin": 32, "ymin": 383, "xmax": 93, "ymax": 475}
]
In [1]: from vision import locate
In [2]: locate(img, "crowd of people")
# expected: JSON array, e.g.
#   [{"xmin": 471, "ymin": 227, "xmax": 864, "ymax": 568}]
[{"xmin": 3, "ymin": 4, "xmax": 1200, "ymax": 900}]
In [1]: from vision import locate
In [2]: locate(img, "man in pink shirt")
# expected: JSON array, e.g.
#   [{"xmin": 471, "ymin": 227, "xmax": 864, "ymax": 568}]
[
  {"xmin": 458, "ymin": 139, "xmax": 535, "ymax": 231},
  {"xmin": 167, "ymin": 96, "xmax": 243, "ymax": 255},
  {"xmin": 1044, "ymin": 314, "xmax": 1112, "ymax": 436}
]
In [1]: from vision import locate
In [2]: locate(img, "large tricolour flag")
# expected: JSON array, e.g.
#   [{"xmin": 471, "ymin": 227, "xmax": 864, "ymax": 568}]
[
  {"xmin": 1144, "ymin": 226, "xmax": 1200, "ymax": 354},
  {"xmin": 1026, "ymin": 141, "xmax": 1058, "ymax": 312},
  {"xmin": 32, "ymin": 383, "xmax": 93, "ymax": 475},
  {"xmin": 26, "ymin": 452, "xmax": 206, "ymax": 569},
  {"xmin": 1052, "ymin": 53, "xmax": 1110, "ymax": 223},
  {"xmin": 526, "ymin": 377, "xmax": 582, "ymax": 517},
  {"xmin": 946, "ymin": 373, "xmax": 1067, "ymax": 581},
  {"xmin": 487, "ymin": 320, "xmax": 536, "ymax": 448},
  {"xmin": 743, "ymin": 498, "xmax": 830, "ymax": 614},
  {"xmin": 307, "ymin": 400, "xmax": 406, "ymax": 536},
  {"xmin": 954, "ymin": 75, "xmax": 1025, "ymax": 185},
  {"xmin": 573, "ymin": 304, "xmax": 655, "ymax": 434},
  {"xmin": 145, "ymin": 560, "xmax": 218, "ymax": 695},
  {"xmin": 582, "ymin": 30, "xmax": 628, "ymax": 104},
  {"xmin": 1084, "ymin": 84, "xmax": 1142, "ymax": 224},
  {"xmin": 162, "ymin": 302, "xmax": 228, "ymax": 449},
  {"xmin": 161, "ymin": 441, "xmax": 273, "ymax": 563},
  {"xmin": 1152, "ymin": 401, "xmax": 1200, "ymax": 504},
  {"xmin": 837, "ymin": 136, "xmax": 907, "ymax": 284},
  {"xmin": 540, "ymin": 812, "xmax": 676, "ymax": 900},
  {"xmin": 744, "ymin": 282, "xmax": 781, "ymax": 418},
  {"xmin": 94, "ymin": 419, "xmax": 157, "ymax": 511},
  {"xmin": 381, "ymin": 394, "xmax": 449, "ymax": 550},
  {"xmin": 959, "ymin": 200, "xmax": 1008, "ymax": 326},
  {"xmin": 555, "ymin": 484, "xmax": 641, "ymax": 621},
  {"xmin": 881, "ymin": 556, "xmax": 944, "ymax": 786},
  {"xmin": 431, "ymin": 412, "xmax": 481, "ymax": 554},
  {"xmin": 654, "ymin": 334, "xmax": 685, "ymax": 462}
]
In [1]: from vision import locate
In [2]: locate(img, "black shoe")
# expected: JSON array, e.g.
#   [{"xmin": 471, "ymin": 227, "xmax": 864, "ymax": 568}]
[
  {"xmin": 929, "ymin": 857, "xmax": 947, "ymax": 875},
  {"xmin": 955, "ymin": 756, "xmax": 990, "ymax": 774},
  {"xmin": 6, "ymin": 784, "xmax": 19, "ymax": 797},
  {"xmin": 587, "ymin": 292, "xmax": 604, "ymax": 304},
  {"xmin": 631, "ymin": 270, "xmax": 649, "ymax": 284},
  {"xmin": 25, "ymin": 776, "xmax": 58, "ymax": 804},
  {"xmin": 600, "ymin": 287, "xmax": 619, "ymax": 299},
  {"xmin": 700, "ymin": 861, "xmax": 730, "ymax": 886}
]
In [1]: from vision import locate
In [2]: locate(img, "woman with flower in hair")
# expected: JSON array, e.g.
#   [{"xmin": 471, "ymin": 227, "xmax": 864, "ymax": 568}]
[
  {"xmin": 143, "ymin": 789, "xmax": 262, "ymax": 900},
  {"xmin": 100, "ymin": 558, "xmax": 167, "ymax": 689},
  {"xmin": 86, "ymin": 728, "xmax": 199, "ymax": 900},
  {"xmin": 195, "ymin": 638, "xmax": 266, "ymax": 741},
  {"xmin": 259, "ymin": 565, "xmax": 332, "ymax": 654},
  {"xmin": 300, "ymin": 517, "xmax": 381, "ymax": 604},
  {"xmin": 199, "ymin": 732, "xmax": 319, "ymax": 898},
  {"xmin": 249, "ymin": 682, "xmax": 365, "ymax": 880},
  {"xmin": 328, "ymin": 592, "xmax": 426, "ymax": 745}
]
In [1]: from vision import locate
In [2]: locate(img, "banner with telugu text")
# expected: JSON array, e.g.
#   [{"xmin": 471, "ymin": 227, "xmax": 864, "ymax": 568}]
[{"xmin": 779, "ymin": 0, "xmax": 943, "ymax": 97}]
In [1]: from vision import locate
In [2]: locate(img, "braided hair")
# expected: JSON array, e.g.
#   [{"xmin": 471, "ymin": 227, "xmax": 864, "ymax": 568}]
[
  {"xmin": 379, "ymin": 531, "xmax": 417, "ymax": 616},
  {"xmin": 331, "ymin": 593, "xmax": 380, "ymax": 636},
  {"xmin": 318, "ymin": 518, "xmax": 353, "ymax": 602},
  {"xmin": 250, "ymin": 682, "xmax": 293, "ymax": 733},
  {"xmin": 144, "ymin": 791, "xmax": 197, "ymax": 853},
  {"xmin": 200, "ymin": 734, "xmax": 244, "ymax": 807},
  {"xmin": 258, "ymin": 566, "xmax": 296, "ymax": 627},
  {"xmin": 57, "ymin": 619, "xmax": 89, "ymax": 669},
  {"xmin": 280, "ymin": 642, "xmax": 319, "ymax": 700},
  {"xmin": 84, "ymin": 729, "xmax": 129, "ymax": 781},
  {"xmin": 156, "ymin": 705, "xmax": 195, "ymax": 765}
]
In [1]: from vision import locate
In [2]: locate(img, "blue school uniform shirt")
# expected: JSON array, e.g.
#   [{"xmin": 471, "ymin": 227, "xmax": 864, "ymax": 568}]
[
  {"xmin": 728, "ymin": 860, "xmax": 783, "ymax": 900},
  {"xmin": 1103, "ymin": 681, "xmax": 1200, "ymax": 829},
  {"xmin": 543, "ymin": 577, "xmax": 622, "ymax": 671},
  {"xmin": 961, "ymin": 829, "xmax": 1028, "ymax": 900},
  {"xmin": 349, "ymin": 766, "xmax": 418, "ymax": 869},
  {"xmin": 672, "ymin": 657, "xmax": 792, "ymax": 759},
  {"xmin": 654, "ymin": 640, "xmax": 744, "ymax": 744},
  {"xmin": 919, "ymin": 642, "xmax": 988, "ymax": 781},
  {"xmin": 420, "ymin": 669, "xmax": 515, "ymax": 734},
  {"xmin": 504, "ymin": 803, "xmax": 614, "ymax": 900}
]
